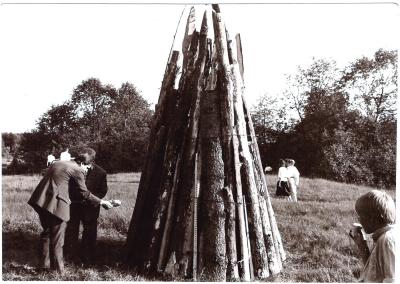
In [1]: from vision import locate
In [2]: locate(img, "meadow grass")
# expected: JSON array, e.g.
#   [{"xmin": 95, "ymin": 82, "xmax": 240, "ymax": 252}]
[{"xmin": 2, "ymin": 173, "xmax": 395, "ymax": 281}]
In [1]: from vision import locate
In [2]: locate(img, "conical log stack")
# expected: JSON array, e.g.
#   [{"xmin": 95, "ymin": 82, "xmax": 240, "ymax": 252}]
[{"xmin": 125, "ymin": 5, "xmax": 286, "ymax": 281}]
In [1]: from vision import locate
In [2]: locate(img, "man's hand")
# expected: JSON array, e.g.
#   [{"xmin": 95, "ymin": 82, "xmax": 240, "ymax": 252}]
[{"xmin": 100, "ymin": 200, "xmax": 113, "ymax": 210}]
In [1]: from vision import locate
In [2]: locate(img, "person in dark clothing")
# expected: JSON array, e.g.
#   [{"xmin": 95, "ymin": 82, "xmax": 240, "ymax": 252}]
[
  {"xmin": 64, "ymin": 147, "xmax": 108, "ymax": 265},
  {"xmin": 276, "ymin": 159, "xmax": 290, "ymax": 197},
  {"xmin": 28, "ymin": 156, "xmax": 113, "ymax": 275}
]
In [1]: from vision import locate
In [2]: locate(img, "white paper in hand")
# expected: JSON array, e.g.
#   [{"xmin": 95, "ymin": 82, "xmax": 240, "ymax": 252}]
[{"xmin": 110, "ymin": 199, "xmax": 122, "ymax": 207}]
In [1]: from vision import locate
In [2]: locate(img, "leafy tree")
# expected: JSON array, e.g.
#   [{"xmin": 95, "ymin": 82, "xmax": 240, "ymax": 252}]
[
  {"xmin": 252, "ymin": 93, "xmax": 295, "ymax": 168},
  {"xmin": 2, "ymin": 132, "xmax": 21, "ymax": 153},
  {"xmin": 339, "ymin": 49, "xmax": 397, "ymax": 187},
  {"xmin": 9, "ymin": 78, "xmax": 153, "ymax": 174},
  {"xmin": 323, "ymin": 126, "xmax": 373, "ymax": 184},
  {"xmin": 341, "ymin": 49, "xmax": 397, "ymax": 122},
  {"xmin": 100, "ymin": 82, "xmax": 153, "ymax": 171},
  {"xmin": 36, "ymin": 102, "xmax": 79, "ymax": 150},
  {"xmin": 284, "ymin": 58, "xmax": 339, "ymax": 122},
  {"xmin": 253, "ymin": 51, "xmax": 396, "ymax": 188},
  {"xmin": 8, "ymin": 131, "xmax": 48, "ymax": 173},
  {"xmin": 71, "ymin": 78, "xmax": 118, "ymax": 144}
]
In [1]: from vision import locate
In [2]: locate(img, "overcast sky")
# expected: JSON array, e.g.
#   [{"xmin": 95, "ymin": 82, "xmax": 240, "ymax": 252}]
[{"xmin": 0, "ymin": 1, "xmax": 398, "ymax": 133}]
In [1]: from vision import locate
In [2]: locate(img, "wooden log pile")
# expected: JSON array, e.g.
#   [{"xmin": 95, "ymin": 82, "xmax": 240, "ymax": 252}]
[{"xmin": 125, "ymin": 5, "xmax": 285, "ymax": 281}]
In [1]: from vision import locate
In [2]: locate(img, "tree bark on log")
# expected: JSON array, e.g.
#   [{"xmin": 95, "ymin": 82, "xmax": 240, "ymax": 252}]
[
  {"xmin": 232, "ymin": 130, "xmax": 251, "ymax": 281},
  {"xmin": 199, "ymin": 89, "xmax": 227, "ymax": 281},
  {"xmin": 157, "ymin": 155, "xmax": 182, "ymax": 271},
  {"xmin": 231, "ymin": 61, "xmax": 270, "ymax": 278},
  {"xmin": 168, "ymin": 12, "xmax": 209, "ymax": 277},
  {"xmin": 125, "ymin": 6, "xmax": 286, "ymax": 281},
  {"xmin": 232, "ymin": 33, "xmax": 286, "ymax": 272},
  {"xmin": 212, "ymin": 8, "xmax": 239, "ymax": 281},
  {"xmin": 242, "ymin": 99, "xmax": 286, "ymax": 264},
  {"xmin": 142, "ymin": 30, "xmax": 200, "ymax": 270},
  {"xmin": 125, "ymin": 51, "xmax": 179, "ymax": 267}
]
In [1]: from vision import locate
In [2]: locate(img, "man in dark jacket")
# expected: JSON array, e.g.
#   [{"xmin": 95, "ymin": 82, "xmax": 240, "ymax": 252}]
[
  {"xmin": 65, "ymin": 147, "xmax": 108, "ymax": 265},
  {"xmin": 28, "ymin": 156, "xmax": 113, "ymax": 274}
]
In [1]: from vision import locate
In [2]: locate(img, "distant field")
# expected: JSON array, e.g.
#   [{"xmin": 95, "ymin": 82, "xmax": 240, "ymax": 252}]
[{"xmin": 2, "ymin": 173, "xmax": 395, "ymax": 281}]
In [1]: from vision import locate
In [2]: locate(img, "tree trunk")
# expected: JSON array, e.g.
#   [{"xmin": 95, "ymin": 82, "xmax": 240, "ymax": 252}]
[{"xmin": 199, "ymin": 89, "xmax": 226, "ymax": 281}]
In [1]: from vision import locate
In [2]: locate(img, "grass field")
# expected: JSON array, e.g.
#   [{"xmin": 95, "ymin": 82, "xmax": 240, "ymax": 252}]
[{"xmin": 2, "ymin": 173, "xmax": 395, "ymax": 281}]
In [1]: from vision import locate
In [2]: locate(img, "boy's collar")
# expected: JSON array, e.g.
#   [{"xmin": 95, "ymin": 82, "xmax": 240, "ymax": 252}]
[{"xmin": 371, "ymin": 224, "xmax": 394, "ymax": 241}]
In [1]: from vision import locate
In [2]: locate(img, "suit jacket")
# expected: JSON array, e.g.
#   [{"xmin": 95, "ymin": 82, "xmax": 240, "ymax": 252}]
[
  {"xmin": 70, "ymin": 163, "xmax": 108, "ymax": 219},
  {"xmin": 86, "ymin": 163, "xmax": 107, "ymax": 199},
  {"xmin": 28, "ymin": 160, "xmax": 101, "ymax": 222}
]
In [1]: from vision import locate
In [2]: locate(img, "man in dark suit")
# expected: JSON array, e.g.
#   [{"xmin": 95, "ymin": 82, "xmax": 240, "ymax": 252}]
[
  {"xmin": 28, "ymin": 155, "xmax": 113, "ymax": 274},
  {"xmin": 65, "ymin": 147, "xmax": 108, "ymax": 265}
]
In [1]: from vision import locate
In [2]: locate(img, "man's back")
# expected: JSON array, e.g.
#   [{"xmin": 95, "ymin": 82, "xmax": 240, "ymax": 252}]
[{"xmin": 28, "ymin": 160, "xmax": 99, "ymax": 221}]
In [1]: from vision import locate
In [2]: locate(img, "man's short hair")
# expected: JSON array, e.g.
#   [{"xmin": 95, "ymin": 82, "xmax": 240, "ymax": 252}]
[
  {"xmin": 79, "ymin": 147, "xmax": 96, "ymax": 163},
  {"xmin": 70, "ymin": 146, "xmax": 96, "ymax": 164},
  {"xmin": 355, "ymin": 190, "xmax": 395, "ymax": 225}
]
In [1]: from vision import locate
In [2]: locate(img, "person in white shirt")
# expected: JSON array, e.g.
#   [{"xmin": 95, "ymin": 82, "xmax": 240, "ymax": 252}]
[
  {"xmin": 276, "ymin": 159, "xmax": 290, "ymax": 197},
  {"xmin": 286, "ymin": 159, "xmax": 300, "ymax": 202},
  {"xmin": 60, "ymin": 149, "xmax": 72, "ymax": 161},
  {"xmin": 47, "ymin": 153, "xmax": 56, "ymax": 166}
]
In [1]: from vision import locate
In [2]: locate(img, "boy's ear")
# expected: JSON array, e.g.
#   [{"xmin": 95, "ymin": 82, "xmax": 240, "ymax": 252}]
[{"xmin": 378, "ymin": 214, "xmax": 387, "ymax": 224}]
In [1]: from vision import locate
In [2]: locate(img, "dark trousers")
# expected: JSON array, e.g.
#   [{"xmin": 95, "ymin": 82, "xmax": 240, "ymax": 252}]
[
  {"xmin": 38, "ymin": 210, "xmax": 67, "ymax": 273},
  {"xmin": 65, "ymin": 203, "xmax": 99, "ymax": 264},
  {"xmin": 276, "ymin": 181, "xmax": 290, "ymax": 196}
]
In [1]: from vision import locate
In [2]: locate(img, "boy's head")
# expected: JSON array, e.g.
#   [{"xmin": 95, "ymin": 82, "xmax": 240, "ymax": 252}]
[{"xmin": 355, "ymin": 190, "xmax": 395, "ymax": 234}]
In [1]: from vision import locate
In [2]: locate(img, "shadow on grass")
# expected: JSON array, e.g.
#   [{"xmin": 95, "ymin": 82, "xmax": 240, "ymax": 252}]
[
  {"xmin": 2, "ymin": 229, "xmax": 148, "ymax": 281},
  {"xmin": 3, "ymin": 229, "xmax": 38, "ymax": 268}
]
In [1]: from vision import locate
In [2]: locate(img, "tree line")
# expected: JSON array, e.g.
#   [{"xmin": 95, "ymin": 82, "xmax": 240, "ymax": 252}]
[
  {"xmin": 252, "ymin": 49, "xmax": 397, "ymax": 188},
  {"xmin": 3, "ymin": 78, "xmax": 153, "ymax": 174},
  {"xmin": 2, "ymin": 49, "xmax": 397, "ymax": 188}
]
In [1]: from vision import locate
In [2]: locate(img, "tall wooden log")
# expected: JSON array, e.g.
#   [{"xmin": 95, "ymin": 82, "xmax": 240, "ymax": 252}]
[
  {"xmin": 233, "ymin": 32, "xmax": 285, "ymax": 267},
  {"xmin": 235, "ymin": 34, "xmax": 244, "ymax": 82},
  {"xmin": 231, "ymin": 56, "xmax": 270, "ymax": 278},
  {"xmin": 169, "ymin": 11, "xmax": 209, "ymax": 277},
  {"xmin": 142, "ymin": 29, "xmax": 200, "ymax": 270},
  {"xmin": 242, "ymin": 98, "xmax": 286, "ymax": 264},
  {"xmin": 211, "ymin": 7, "xmax": 239, "ymax": 280},
  {"xmin": 199, "ymin": 89, "xmax": 226, "ymax": 281},
  {"xmin": 232, "ymin": 129, "xmax": 251, "ymax": 281},
  {"xmin": 182, "ymin": 6, "xmax": 196, "ymax": 70},
  {"xmin": 157, "ymin": 155, "xmax": 182, "ymax": 271},
  {"xmin": 125, "ymin": 50, "xmax": 179, "ymax": 267},
  {"xmin": 158, "ymin": 13, "xmax": 207, "ymax": 277},
  {"xmin": 229, "ymin": 35, "xmax": 283, "ymax": 275}
]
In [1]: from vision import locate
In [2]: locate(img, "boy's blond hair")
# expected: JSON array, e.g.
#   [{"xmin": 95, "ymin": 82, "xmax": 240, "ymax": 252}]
[{"xmin": 355, "ymin": 190, "xmax": 395, "ymax": 225}]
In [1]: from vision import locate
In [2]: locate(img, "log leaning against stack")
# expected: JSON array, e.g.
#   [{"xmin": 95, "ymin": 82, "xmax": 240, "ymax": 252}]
[{"xmin": 125, "ymin": 5, "xmax": 286, "ymax": 281}]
